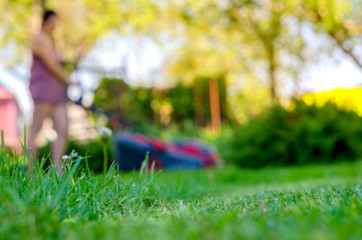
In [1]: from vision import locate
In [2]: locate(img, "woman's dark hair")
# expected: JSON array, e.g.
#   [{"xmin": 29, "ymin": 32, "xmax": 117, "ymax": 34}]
[{"xmin": 42, "ymin": 10, "xmax": 57, "ymax": 24}]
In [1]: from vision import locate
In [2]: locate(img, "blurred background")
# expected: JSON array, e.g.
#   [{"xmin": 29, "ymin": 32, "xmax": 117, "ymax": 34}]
[{"xmin": 0, "ymin": 0, "xmax": 361, "ymax": 171}]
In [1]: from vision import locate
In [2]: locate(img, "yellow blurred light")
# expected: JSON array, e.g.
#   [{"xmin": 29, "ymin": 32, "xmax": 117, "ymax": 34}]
[{"xmin": 302, "ymin": 87, "xmax": 362, "ymax": 116}]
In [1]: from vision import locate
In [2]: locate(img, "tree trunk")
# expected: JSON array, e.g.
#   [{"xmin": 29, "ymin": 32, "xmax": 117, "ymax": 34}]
[
  {"xmin": 193, "ymin": 81, "xmax": 204, "ymax": 126},
  {"xmin": 209, "ymin": 78, "xmax": 221, "ymax": 132},
  {"xmin": 267, "ymin": 42, "xmax": 279, "ymax": 103},
  {"xmin": 269, "ymin": 59, "xmax": 278, "ymax": 103}
]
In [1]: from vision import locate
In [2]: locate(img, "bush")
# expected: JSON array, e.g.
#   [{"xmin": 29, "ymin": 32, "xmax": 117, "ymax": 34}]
[{"xmin": 223, "ymin": 100, "xmax": 362, "ymax": 168}]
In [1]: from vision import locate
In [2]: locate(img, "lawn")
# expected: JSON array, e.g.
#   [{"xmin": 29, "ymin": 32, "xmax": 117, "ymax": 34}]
[{"xmin": 0, "ymin": 153, "xmax": 361, "ymax": 240}]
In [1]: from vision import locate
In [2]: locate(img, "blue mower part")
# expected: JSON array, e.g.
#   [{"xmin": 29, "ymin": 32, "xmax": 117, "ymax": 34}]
[{"xmin": 114, "ymin": 133, "xmax": 202, "ymax": 171}]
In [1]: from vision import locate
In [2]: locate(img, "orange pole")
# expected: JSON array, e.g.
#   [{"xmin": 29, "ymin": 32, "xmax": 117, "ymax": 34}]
[{"xmin": 209, "ymin": 78, "xmax": 221, "ymax": 132}]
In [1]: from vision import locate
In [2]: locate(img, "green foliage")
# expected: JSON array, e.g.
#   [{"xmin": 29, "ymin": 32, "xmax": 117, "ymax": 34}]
[
  {"xmin": 1, "ymin": 0, "xmax": 154, "ymax": 63},
  {"xmin": 94, "ymin": 77, "xmax": 232, "ymax": 128},
  {"xmin": 224, "ymin": 100, "xmax": 362, "ymax": 168},
  {"xmin": 94, "ymin": 78, "xmax": 155, "ymax": 125},
  {"xmin": 169, "ymin": 78, "xmax": 230, "ymax": 126}
]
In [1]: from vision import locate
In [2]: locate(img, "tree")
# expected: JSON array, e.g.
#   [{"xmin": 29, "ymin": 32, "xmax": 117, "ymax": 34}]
[
  {"xmin": 166, "ymin": 0, "xmax": 360, "ymax": 110},
  {"xmin": 163, "ymin": 0, "xmax": 242, "ymax": 130},
  {"xmin": 294, "ymin": 0, "xmax": 362, "ymax": 69},
  {"xmin": 2, "ymin": 0, "xmax": 360, "ymax": 127},
  {"xmin": 0, "ymin": 0, "xmax": 163, "ymax": 66},
  {"xmin": 164, "ymin": 0, "xmax": 307, "ymax": 124}
]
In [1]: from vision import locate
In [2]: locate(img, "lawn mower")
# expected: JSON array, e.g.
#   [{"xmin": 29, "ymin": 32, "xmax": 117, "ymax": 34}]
[{"xmin": 69, "ymin": 84, "xmax": 220, "ymax": 171}]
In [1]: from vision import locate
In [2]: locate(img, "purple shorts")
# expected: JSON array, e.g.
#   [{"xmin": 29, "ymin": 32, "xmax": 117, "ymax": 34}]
[{"xmin": 29, "ymin": 56, "xmax": 67, "ymax": 104}]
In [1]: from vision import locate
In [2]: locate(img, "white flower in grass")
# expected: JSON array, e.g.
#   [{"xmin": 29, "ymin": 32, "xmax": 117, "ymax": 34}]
[
  {"xmin": 70, "ymin": 150, "xmax": 79, "ymax": 158},
  {"xmin": 62, "ymin": 150, "xmax": 81, "ymax": 166},
  {"xmin": 98, "ymin": 127, "xmax": 113, "ymax": 142}
]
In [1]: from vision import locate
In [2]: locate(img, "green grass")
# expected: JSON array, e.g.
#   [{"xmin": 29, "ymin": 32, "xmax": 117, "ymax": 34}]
[{"xmin": 0, "ymin": 144, "xmax": 361, "ymax": 240}]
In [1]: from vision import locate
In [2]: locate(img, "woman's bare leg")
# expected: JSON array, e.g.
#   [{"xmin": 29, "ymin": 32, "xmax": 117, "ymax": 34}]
[
  {"xmin": 28, "ymin": 102, "xmax": 52, "ymax": 166},
  {"xmin": 52, "ymin": 103, "xmax": 68, "ymax": 175}
]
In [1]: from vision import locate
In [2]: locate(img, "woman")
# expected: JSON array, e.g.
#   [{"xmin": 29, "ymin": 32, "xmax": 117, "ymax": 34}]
[{"xmin": 28, "ymin": 10, "xmax": 72, "ymax": 174}]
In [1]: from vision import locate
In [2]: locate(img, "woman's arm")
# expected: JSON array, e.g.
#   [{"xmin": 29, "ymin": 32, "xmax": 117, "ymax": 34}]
[{"xmin": 32, "ymin": 35, "xmax": 71, "ymax": 85}]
